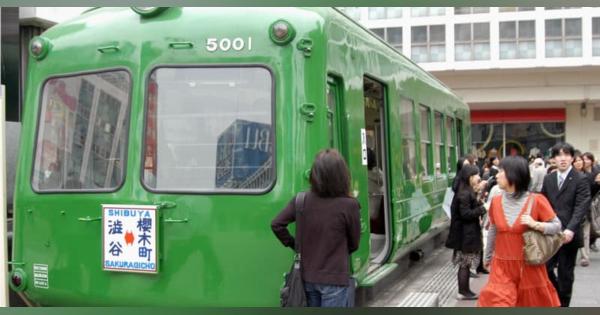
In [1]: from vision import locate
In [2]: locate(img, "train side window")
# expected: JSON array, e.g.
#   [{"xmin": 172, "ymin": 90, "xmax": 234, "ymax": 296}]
[
  {"xmin": 32, "ymin": 70, "xmax": 131, "ymax": 191},
  {"xmin": 400, "ymin": 98, "xmax": 416, "ymax": 180},
  {"xmin": 446, "ymin": 116, "xmax": 457, "ymax": 173},
  {"xmin": 419, "ymin": 105, "xmax": 432, "ymax": 178},
  {"xmin": 434, "ymin": 111, "xmax": 444, "ymax": 176},
  {"xmin": 142, "ymin": 66, "xmax": 274, "ymax": 193},
  {"xmin": 456, "ymin": 118, "xmax": 464, "ymax": 156}
]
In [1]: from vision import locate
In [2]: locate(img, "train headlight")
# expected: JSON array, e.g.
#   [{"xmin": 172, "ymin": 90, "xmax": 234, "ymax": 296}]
[
  {"xmin": 9, "ymin": 268, "xmax": 27, "ymax": 291},
  {"xmin": 269, "ymin": 20, "xmax": 295, "ymax": 46},
  {"xmin": 131, "ymin": 7, "xmax": 168, "ymax": 17},
  {"xmin": 30, "ymin": 37, "xmax": 51, "ymax": 60}
]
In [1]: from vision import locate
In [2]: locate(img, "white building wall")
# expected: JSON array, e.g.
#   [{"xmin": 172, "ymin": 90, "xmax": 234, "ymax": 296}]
[
  {"xmin": 19, "ymin": 7, "xmax": 89, "ymax": 27},
  {"xmin": 566, "ymin": 104, "xmax": 600, "ymax": 156},
  {"xmin": 348, "ymin": 6, "xmax": 600, "ymax": 158},
  {"xmin": 355, "ymin": 7, "xmax": 600, "ymax": 71}
]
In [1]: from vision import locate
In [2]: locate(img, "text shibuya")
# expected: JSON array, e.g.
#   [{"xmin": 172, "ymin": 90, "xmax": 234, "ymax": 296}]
[
  {"xmin": 107, "ymin": 209, "xmax": 151, "ymax": 218},
  {"xmin": 105, "ymin": 260, "xmax": 155, "ymax": 270}
]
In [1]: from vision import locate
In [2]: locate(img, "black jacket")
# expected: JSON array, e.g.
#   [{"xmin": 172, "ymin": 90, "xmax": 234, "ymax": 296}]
[
  {"xmin": 586, "ymin": 168, "xmax": 600, "ymax": 198},
  {"xmin": 541, "ymin": 168, "xmax": 591, "ymax": 249},
  {"xmin": 271, "ymin": 192, "xmax": 361, "ymax": 286},
  {"xmin": 445, "ymin": 189, "xmax": 485, "ymax": 253}
]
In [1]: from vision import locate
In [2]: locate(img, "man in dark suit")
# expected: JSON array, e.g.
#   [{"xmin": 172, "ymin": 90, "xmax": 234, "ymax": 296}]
[{"xmin": 542, "ymin": 142, "xmax": 591, "ymax": 307}]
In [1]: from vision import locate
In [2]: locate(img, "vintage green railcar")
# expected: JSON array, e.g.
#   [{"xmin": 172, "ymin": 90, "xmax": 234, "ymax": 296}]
[{"xmin": 9, "ymin": 7, "xmax": 470, "ymax": 306}]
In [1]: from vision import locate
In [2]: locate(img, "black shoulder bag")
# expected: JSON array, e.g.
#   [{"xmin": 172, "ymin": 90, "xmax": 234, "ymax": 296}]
[{"xmin": 280, "ymin": 192, "xmax": 308, "ymax": 307}]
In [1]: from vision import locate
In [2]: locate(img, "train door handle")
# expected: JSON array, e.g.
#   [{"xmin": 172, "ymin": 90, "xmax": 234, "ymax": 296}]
[
  {"xmin": 78, "ymin": 216, "xmax": 102, "ymax": 222},
  {"xmin": 164, "ymin": 218, "xmax": 188, "ymax": 223},
  {"xmin": 155, "ymin": 201, "xmax": 177, "ymax": 210}
]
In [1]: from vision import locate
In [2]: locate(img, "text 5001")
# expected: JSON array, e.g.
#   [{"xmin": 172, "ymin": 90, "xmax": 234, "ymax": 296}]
[{"xmin": 206, "ymin": 37, "xmax": 252, "ymax": 52}]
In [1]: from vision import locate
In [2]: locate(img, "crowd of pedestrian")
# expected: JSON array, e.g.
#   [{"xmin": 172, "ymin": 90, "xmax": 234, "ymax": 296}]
[
  {"xmin": 447, "ymin": 142, "xmax": 600, "ymax": 307},
  {"xmin": 268, "ymin": 142, "xmax": 600, "ymax": 308}
]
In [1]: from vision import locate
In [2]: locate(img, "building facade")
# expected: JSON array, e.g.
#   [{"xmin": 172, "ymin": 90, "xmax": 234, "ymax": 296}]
[{"xmin": 342, "ymin": 7, "xmax": 600, "ymax": 162}]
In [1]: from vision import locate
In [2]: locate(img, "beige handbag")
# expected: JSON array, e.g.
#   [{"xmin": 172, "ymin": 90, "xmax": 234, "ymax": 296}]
[{"xmin": 522, "ymin": 194, "xmax": 565, "ymax": 265}]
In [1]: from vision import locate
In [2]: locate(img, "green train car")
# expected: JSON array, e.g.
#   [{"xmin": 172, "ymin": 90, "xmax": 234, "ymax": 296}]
[{"xmin": 9, "ymin": 7, "xmax": 470, "ymax": 306}]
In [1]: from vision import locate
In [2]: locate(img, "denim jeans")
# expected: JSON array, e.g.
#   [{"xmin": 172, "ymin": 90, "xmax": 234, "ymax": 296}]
[{"xmin": 304, "ymin": 282, "xmax": 349, "ymax": 307}]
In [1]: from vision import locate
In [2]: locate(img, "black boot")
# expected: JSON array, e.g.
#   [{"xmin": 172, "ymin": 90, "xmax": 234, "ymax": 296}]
[{"xmin": 457, "ymin": 266, "xmax": 478, "ymax": 300}]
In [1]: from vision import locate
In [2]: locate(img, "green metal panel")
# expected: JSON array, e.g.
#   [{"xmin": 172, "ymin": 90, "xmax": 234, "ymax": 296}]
[{"xmin": 11, "ymin": 7, "xmax": 470, "ymax": 306}]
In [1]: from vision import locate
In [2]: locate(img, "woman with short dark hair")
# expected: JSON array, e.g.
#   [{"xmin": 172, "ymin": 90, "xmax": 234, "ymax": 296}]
[
  {"xmin": 445, "ymin": 164, "xmax": 485, "ymax": 300},
  {"xmin": 478, "ymin": 156, "xmax": 561, "ymax": 307},
  {"xmin": 271, "ymin": 149, "xmax": 361, "ymax": 307}
]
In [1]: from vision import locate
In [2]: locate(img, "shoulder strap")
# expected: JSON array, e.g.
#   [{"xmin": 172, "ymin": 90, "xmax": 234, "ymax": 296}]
[
  {"xmin": 525, "ymin": 193, "xmax": 535, "ymax": 216},
  {"xmin": 294, "ymin": 192, "xmax": 307, "ymax": 255}
]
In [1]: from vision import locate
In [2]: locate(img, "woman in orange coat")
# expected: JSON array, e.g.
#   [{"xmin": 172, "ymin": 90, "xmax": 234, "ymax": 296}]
[{"xmin": 478, "ymin": 156, "xmax": 561, "ymax": 307}]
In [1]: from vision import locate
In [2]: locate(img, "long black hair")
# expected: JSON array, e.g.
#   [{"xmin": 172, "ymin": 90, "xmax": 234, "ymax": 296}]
[
  {"xmin": 499, "ymin": 156, "xmax": 530, "ymax": 198},
  {"xmin": 310, "ymin": 149, "xmax": 351, "ymax": 198},
  {"xmin": 456, "ymin": 164, "xmax": 480, "ymax": 194},
  {"xmin": 456, "ymin": 157, "xmax": 467, "ymax": 174}
]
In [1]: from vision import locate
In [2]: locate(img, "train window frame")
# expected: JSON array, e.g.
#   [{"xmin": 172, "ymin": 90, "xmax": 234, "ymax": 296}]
[
  {"xmin": 140, "ymin": 64, "xmax": 276, "ymax": 195},
  {"xmin": 400, "ymin": 97, "xmax": 417, "ymax": 180},
  {"xmin": 419, "ymin": 105, "xmax": 433, "ymax": 179},
  {"xmin": 326, "ymin": 76, "xmax": 344, "ymax": 150},
  {"xmin": 456, "ymin": 118, "xmax": 465, "ymax": 156},
  {"xmin": 446, "ymin": 116, "xmax": 457, "ymax": 174},
  {"xmin": 30, "ymin": 68, "xmax": 133, "ymax": 194},
  {"xmin": 433, "ymin": 110, "xmax": 445, "ymax": 177}
]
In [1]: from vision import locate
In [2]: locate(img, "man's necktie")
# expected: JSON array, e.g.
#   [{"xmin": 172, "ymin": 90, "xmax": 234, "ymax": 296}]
[{"xmin": 558, "ymin": 174, "xmax": 564, "ymax": 190}]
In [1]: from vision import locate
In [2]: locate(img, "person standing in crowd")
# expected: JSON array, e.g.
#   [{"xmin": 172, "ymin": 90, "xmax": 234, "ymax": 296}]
[
  {"xmin": 271, "ymin": 149, "xmax": 361, "ymax": 307},
  {"xmin": 530, "ymin": 158, "xmax": 546, "ymax": 193},
  {"xmin": 478, "ymin": 156, "xmax": 561, "ymax": 307},
  {"xmin": 572, "ymin": 153, "xmax": 593, "ymax": 266},
  {"xmin": 542, "ymin": 143, "xmax": 591, "ymax": 307},
  {"xmin": 582, "ymin": 152, "xmax": 600, "ymax": 254},
  {"xmin": 445, "ymin": 164, "xmax": 485, "ymax": 300},
  {"xmin": 547, "ymin": 157, "xmax": 558, "ymax": 174},
  {"xmin": 367, "ymin": 148, "xmax": 385, "ymax": 235},
  {"xmin": 452, "ymin": 156, "xmax": 472, "ymax": 193},
  {"xmin": 572, "ymin": 153, "xmax": 584, "ymax": 172}
]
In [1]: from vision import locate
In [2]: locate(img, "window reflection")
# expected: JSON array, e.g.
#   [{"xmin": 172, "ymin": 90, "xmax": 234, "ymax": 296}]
[
  {"xmin": 33, "ymin": 71, "xmax": 130, "ymax": 191},
  {"xmin": 143, "ymin": 67, "xmax": 274, "ymax": 192}
]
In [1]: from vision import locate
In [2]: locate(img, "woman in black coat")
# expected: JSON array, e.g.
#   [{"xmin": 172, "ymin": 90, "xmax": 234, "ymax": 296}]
[{"xmin": 445, "ymin": 164, "xmax": 485, "ymax": 300}]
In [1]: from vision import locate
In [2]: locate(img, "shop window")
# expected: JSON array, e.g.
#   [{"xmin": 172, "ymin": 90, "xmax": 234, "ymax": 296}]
[
  {"xmin": 368, "ymin": 7, "xmax": 403, "ymax": 19},
  {"xmin": 412, "ymin": 25, "xmax": 445, "ymax": 63},
  {"xmin": 370, "ymin": 27, "xmax": 403, "ymax": 51},
  {"xmin": 499, "ymin": 7, "xmax": 535, "ymax": 12},
  {"xmin": 454, "ymin": 7, "xmax": 489, "ymax": 15},
  {"xmin": 411, "ymin": 7, "xmax": 445, "ymax": 17},
  {"xmin": 593, "ymin": 17, "xmax": 600, "ymax": 56},
  {"xmin": 371, "ymin": 28, "xmax": 385, "ymax": 39},
  {"xmin": 500, "ymin": 20, "xmax": 536, "ymax": 59},
  {"xmin": 455, "ymin": 22, "xmax": 490, "ymax": 61},
  {"xmin": 472, "ymin": 122, "xmax": 565, "ymax": 165},
  {"xmin": 545, "ymin": 18, "xmax": 582, "ymax": 58}
]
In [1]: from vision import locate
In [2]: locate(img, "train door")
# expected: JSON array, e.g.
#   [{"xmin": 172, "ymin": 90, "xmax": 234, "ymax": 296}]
[
  {"xmin": 326, "ymin": 76, "xmax": 371, "ymax": 273},
  {"xmin": 363, "ymin": 77, "xmax": 391, "ymax": 264}
]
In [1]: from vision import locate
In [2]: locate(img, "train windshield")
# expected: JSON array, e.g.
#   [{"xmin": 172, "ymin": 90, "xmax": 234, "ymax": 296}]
[
  {"xmin": 32, "ymin": 71, "xmax": 131, "ymax": 191},
  {"xmin": 142, "ymin": 67, "xmax": 274, "ymax": 192}
]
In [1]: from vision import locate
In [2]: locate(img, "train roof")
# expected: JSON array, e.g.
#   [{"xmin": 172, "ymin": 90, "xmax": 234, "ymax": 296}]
[{"xmin": 41, "ymin": 7, "xmax": 466, "ymax": 111}]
